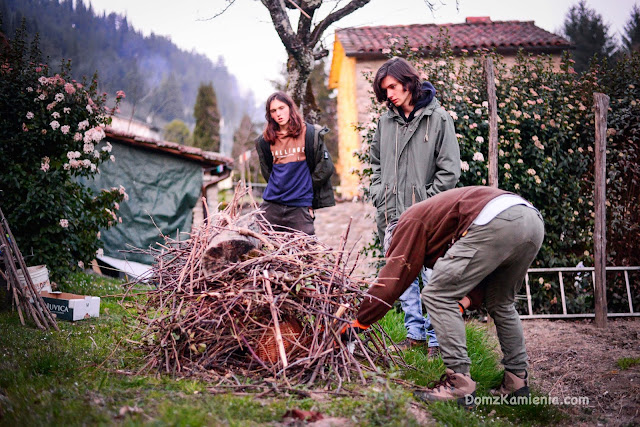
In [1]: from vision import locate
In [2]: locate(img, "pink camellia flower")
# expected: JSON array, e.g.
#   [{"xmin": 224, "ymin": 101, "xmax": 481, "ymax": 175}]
[
  {"xmin": 59, "ymin": 219, "xmax": 69, "ymax": 228},
  {"xmin": 46, "ymin": 102, "xmax": 56, "ymax": 111},
  {"xmin": 35, "ymin": 66, "xmax": 42, "ymax": 72},
  {"xmin": 26, "ymin": 112, "xmax": 34, "ymax": 119},
  {"xmin": 83, "ymin": 142, "xmax": 94, "ymax": 153},
  {"xmin": 50, "ymin": 120, "xmax": 60, "ymax": 130},
  {"xmin": 116, "ymin": 90, "xmax": 126, "ymax": 98},
  {"xmin": 54, "ymin": 93, "xmax": 64, "ymax": 102},
  {"xmin": 51, "ymin": 112, "xmax": 60, "ymax": 119},
  {"xmin": 63, "ymin": 107, "xmax": 71, "ymax": 114},
  {"xmin": 41, "ymin": 157, "xmax": 50, "ymax": 172},
  {"xmin": 86, "ymin": 104, "xmax": 93, "ymax": 114},
  {"xmin": 73, "ymin": 132, "xmax": 82, "ymax": 141},
  {"xmin": 60, "ymin": 125, "xmax": 70, "ymax": 135},
  {"xmin": 64, "ymin": 83, "xmax": 76, "ymax": 95},
  {"xmin": 78, "ymin": 120, "xmax": 89, "ymax": 130},
  {"xmin": 22, "ymin": 123, "xmax": 28, "ymax": 132},
  {"xmin": 473, "ymin": 152, "xmax": 485, "ymax": 162},
  {"xmin": 26, "ymin": 87, "xmax": 33, "ymax": 92},
  {"xmin": 38, "ymin": 76, "xmax": 48, "ymax": 85}
]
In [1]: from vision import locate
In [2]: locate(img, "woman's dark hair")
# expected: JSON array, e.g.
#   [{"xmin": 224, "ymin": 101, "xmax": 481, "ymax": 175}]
[
  {"xmin": 373, "ymin": 57, "xmax": 422, "ymax": 107},
  {"xmin": 263, "ymin": 91, "xmax": 304, "ymax": 144}
]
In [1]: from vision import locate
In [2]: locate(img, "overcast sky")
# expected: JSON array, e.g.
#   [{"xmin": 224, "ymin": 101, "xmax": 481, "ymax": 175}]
[{"xmin": 88, "ymin": 0, "xmax": 638, "ymax": 104}]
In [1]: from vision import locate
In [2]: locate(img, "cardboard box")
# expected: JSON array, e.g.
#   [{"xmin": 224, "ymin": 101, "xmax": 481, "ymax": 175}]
[{"xmin": 39, "ymin": 291, "xmax": 100, "ymax": 321}]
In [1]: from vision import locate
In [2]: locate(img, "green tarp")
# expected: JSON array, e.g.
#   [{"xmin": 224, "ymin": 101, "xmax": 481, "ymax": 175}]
[{"xmin": 82, "ymin": 140, "xmax": 203, "ymax": 264}]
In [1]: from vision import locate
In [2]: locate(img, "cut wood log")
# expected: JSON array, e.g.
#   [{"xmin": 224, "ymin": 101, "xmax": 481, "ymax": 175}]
[{"xmin": 201, "ymin": 217, "xmax": 261, "ymax": 277}]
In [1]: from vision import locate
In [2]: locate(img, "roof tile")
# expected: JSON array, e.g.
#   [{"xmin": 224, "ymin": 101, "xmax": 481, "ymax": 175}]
[{"xmin": 336, "ymin": 19, "xmax": 571, "ymax": 57}]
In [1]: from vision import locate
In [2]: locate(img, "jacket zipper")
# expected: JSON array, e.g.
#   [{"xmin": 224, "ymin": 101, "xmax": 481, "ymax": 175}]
[
  {"xmin": 384, "ymin": 184, "xmax": 389, "ymax": 225},
  {"xmin": 393, "ymin": 122, "xmax": 398, "ymax": 196}
]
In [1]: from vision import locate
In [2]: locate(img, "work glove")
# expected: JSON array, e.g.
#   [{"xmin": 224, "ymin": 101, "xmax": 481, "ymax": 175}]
[{"xmin": 339, "ymin": 319, "xmax": 369, "ymax": 343}]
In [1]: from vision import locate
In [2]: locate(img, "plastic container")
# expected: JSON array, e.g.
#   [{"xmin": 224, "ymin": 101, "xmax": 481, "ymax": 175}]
[{"xmin": 16, "ymin": 264, "xmax": 52, "ymax": 294}]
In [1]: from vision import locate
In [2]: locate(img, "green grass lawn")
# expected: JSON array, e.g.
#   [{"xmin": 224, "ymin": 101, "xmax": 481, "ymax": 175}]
[{"xmin": 0, "ymin": 273, "xmax": 566, "ymax": 426}]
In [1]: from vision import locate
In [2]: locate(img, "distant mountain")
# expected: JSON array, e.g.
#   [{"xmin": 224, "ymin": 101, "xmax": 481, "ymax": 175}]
[{"xmin": 0, "ymin": 0, "xmax": 258, "ymax": 154}]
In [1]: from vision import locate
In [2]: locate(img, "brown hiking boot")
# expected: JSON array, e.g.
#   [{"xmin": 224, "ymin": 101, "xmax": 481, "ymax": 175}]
[
  {"xmin": 392, "ymin": 338, "xmax": 427, "ymax": 352},
  {"xmin": 490, "ymin": 370, "xmax": 530, "ymax": 399},
  {"xmin": 427, "ymin": 346, "xmax": 441, "ymax": 359},
  {"xmin": 413, "ymin": 368, "xmax": 476, "ymax": 409}
]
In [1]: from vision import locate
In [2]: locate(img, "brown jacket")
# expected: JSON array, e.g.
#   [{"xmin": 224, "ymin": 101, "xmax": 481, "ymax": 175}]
[{"xmin": 357, "ymin": 186, "xmax": 511, "ymax": 326}]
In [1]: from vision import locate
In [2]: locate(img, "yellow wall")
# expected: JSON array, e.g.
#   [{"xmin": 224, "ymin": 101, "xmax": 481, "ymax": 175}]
[{"xmin": 333, "ymin": 50, "xmax": 360, "ymax": 199}]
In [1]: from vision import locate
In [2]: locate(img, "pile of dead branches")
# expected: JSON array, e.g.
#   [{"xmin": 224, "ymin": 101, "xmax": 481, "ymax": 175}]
[
  {"xmin": 127, "ymin": 185, "xmax": 401, "ymax": 390},
  {"xmin": 0, "ymin": 207, "xmax": 58, "ymax": 331}
]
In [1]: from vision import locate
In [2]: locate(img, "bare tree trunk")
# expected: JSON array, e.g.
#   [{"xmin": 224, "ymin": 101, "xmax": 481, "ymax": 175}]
[
  {"xmin": 484, "ymin": 58, "xmax": 499, "ymax": 188},
  {"xmin": 259, "ymin": 0, "xmax": 372, "ymax": 119},
  {"xmin": 593, "ymin": 92, "xmax": 609, "ymax": 328}
]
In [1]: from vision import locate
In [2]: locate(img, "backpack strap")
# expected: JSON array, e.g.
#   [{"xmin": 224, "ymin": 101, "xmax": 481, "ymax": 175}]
[
  {"xmin": 304, "ymin": 123, "xmax": 315, "ymax": 173},
  {"xmin": 258, "ymin": 136, "xmax": 273, "ymax": 170}
]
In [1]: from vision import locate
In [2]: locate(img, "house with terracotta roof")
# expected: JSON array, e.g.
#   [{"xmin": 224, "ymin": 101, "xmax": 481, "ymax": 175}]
[
  {"xmin": 82, "ymin": 116, "xmax": 233, "ymax": 274},
  {"xmin": 328, "ymin": 17, "xmax": 571, "ymax": 198}
]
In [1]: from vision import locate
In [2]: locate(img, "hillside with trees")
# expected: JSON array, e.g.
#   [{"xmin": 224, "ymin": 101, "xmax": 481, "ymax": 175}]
[{"xmin": 0, "ymin": 0, "xmax": 258, "ymax": 154}]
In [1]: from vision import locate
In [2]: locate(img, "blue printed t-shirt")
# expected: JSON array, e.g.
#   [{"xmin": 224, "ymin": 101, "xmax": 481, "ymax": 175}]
[{"xmin": 262, "ymin": 124, "xmax": 313, "ymax": 207}]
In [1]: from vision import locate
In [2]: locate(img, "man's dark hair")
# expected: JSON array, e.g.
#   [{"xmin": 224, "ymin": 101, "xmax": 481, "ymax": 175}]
[{"xmin": 373, "ymin": 57, "xmax": 423, "ymax": 107}]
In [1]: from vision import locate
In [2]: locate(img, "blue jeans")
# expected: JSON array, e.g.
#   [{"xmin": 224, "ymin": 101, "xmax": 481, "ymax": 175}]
[{"xmin": 399, "ymin": 267, "xmax": 439, "ymax": 347}]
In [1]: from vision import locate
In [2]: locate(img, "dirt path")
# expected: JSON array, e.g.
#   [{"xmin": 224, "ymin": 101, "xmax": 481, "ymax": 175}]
[
  {"xmin": 315, "ymin": 201, "xmax": 640, "ymax": 425},
  {"xmin": 313, "ymin": 200, "xmax": 378, "ymax": 279},
  {"xmin": 522, "ymin": 318, "xmax": 640, "ymax": 425}
]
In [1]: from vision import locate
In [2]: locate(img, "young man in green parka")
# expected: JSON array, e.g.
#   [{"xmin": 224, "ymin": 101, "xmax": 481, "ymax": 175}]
[{"xmin": 369, "ymin": 57, "xmax": 461, "ymax": 355}]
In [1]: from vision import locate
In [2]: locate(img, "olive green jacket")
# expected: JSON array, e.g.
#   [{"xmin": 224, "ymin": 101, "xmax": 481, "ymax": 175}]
[{"xmin": 370, "ymin": 97, "xmax": 460, "ymax": 240}]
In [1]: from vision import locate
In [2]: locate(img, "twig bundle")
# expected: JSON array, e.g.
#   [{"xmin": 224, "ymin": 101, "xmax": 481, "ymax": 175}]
[
  {"xmin": 128, "ymin": 185, "xmax": 401, "ymax": 389},
  {"xmin": 0, "ymin": 207, "xmax": 59, "ymax": 331}
]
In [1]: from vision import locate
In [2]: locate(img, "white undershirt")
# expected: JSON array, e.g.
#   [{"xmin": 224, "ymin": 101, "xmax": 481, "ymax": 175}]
[{"xmin": 472, "ymin": 194, "xmax": 536, "ymax": 225}]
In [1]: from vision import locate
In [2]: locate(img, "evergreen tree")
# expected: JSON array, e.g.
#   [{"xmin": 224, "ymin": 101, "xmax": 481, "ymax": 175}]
[
  {"xmin": 164, "ymin": 119, "xmax": 192, "ymax": 144},
  {"xmin": 231, "ymin": 114, "xmax": 260, "ymax": 182},
  {"xmin": 148, "ymin": 73, "xmax": 184, "ymax": 123},
  {"xmin": 622, "ymin": 4, "xmax": 640, "ymax": 53},
  {"xmin": 562, "ymin": 0, "xmax": 617, "ymax": 73},
  {"xmin": 192, "ymin": 82, "xmax": 221, "ymax": 151}
]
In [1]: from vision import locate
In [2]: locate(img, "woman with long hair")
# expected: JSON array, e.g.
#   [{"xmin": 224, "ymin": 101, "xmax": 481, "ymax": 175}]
[{"xmin": 255, "ymin": 91, "xmax": 335, "ymax": 235}]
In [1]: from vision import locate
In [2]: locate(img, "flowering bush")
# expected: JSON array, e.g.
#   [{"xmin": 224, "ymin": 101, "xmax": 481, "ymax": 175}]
[
  {"xmin": 0, "ymin": 27, "xmax": 126, "ymax": 281},
  {"xmin": 353, "ymin": 33, "xmax": 640, "ymax": 313}
]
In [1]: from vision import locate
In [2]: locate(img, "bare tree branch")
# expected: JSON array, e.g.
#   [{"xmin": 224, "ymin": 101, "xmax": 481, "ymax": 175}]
[
  {"xmin": 261, "ymin": 0, "xmax": 303, "ymax": 55},
  {"xmin": 309, "ymin": 0, "xmax": 371, "ymax": 48},
  {"xmin": 198, "ymin": 0, "xmax": 238, "ymax": 21}
]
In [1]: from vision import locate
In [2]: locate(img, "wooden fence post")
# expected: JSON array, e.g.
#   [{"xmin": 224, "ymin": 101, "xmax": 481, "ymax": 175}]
[
  {"xmin": 593, "ymin": 92, "xmax": 609, "ymax": 328},
  {"xmin": 484, "ymin": 57, "xmax": 498, "ymax": 188}
]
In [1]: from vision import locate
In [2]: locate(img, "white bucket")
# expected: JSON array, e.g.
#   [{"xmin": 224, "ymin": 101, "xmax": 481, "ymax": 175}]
[{"xmin": 16, "ymin": 265, "xmax": 52, "ymax": 294}]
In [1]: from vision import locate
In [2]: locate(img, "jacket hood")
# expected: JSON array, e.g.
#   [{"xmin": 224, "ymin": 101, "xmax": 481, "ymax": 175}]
[
  {"xmin": 415, "ymin": 81, "xmax": 436, "ymax": 109},
  {"xmin": 389, "ymin": 81, "xmax": 437, "ymax": 122}
]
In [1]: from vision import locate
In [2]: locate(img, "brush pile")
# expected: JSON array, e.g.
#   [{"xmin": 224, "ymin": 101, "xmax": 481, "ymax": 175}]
[{"xmin": 128, "ymin": 185, "xmax": 400, "ymax": 390}]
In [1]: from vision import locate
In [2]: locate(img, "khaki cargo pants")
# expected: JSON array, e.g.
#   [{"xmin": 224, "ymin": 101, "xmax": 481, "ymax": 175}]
[{"xmin": 422, "ymin": 205, "xmax": 544, "ymax": 374}]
